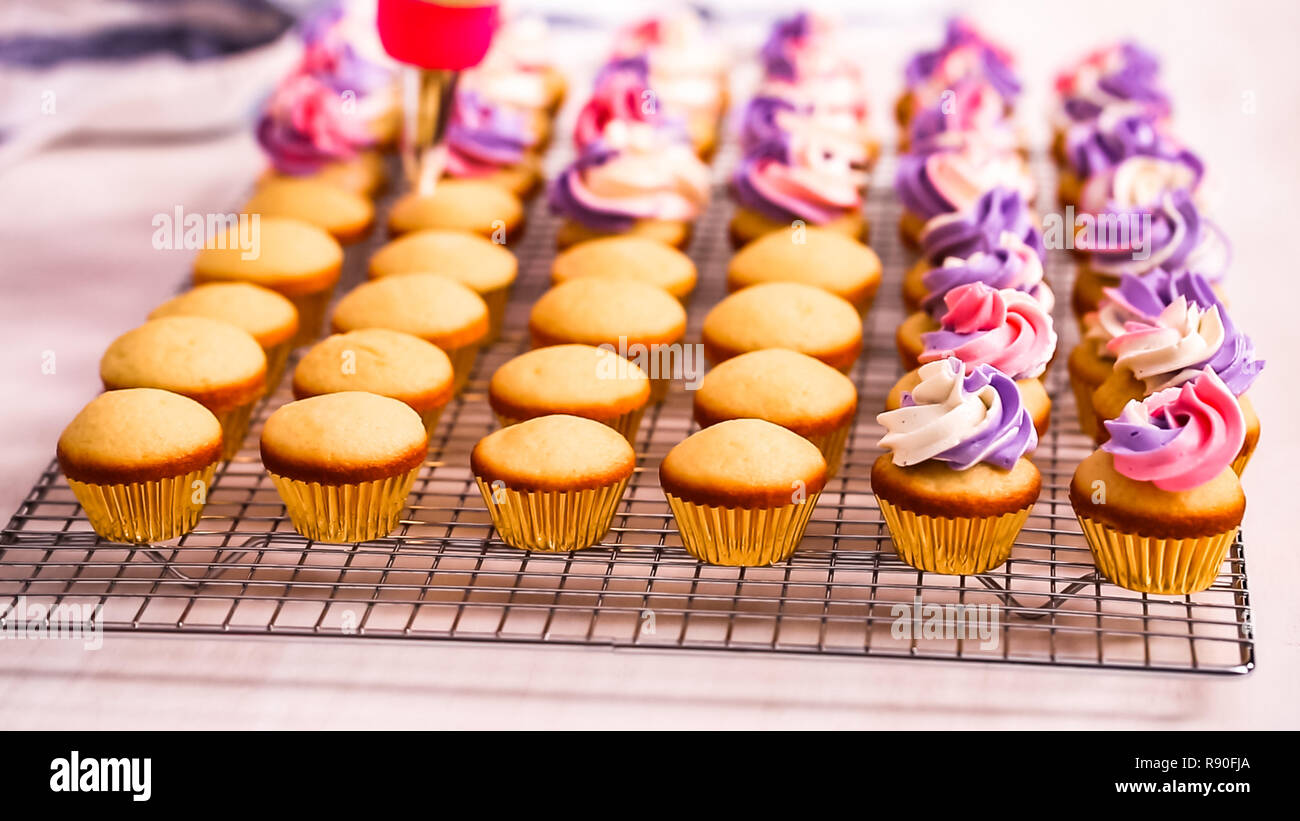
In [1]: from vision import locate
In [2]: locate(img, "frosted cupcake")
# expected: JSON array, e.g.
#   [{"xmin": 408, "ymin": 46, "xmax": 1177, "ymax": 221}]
[
  {"xmin": 262, "ymin": 392, "xmax": 427, "ymax": 543},
  {"xmin": 58, "ymin": 389, "xmax": 223, "ymax": 544},
  {"xmin": 444, "ymin": 89, "xmax": 543, "ymax": 199},
  {"xmin": 574, "ymin": 57, "xmax": 699, "ymax": 157},
  {"xmin": 548, "ymin": 124, "xmax": 710, "ymax": 249},
  {"xmin": 1052, "ymin": 41, "xmax": 1170, "ymax": 163},
  {"xmin": 903, "ymin": 79, "xmax": 1021, "ymax": 156},
  {"xmin": 1071, "ymin": 370, "xmax": 1245, "ymax": 595},
  {"xmin": 903, "ymin": 187, "xmax": 1045, "ymax": 312},
  {"xmin": 1059, "ymin": 107, "xmax": 1200, "ymax": 207},
  {"xmin": 874, "ymin": 358, "xmax": 1040, "ymax": 575},
  {"xmin": 1074, "ymin": 189, "xmax": 1227, "ymax": 318},
  {"xmin": 661, "ymin": 419, "xmax": 827, "ymax": 567},
  {"xmin": 297, "ymin": 1, "xmax": 400, "ymax": 145},
  {"xmin": 472, "ymin": 415, "xmax": 635, "ymax": 552},
  {"xmin": 895, "ymin": 141, "xmax": 1036, "ymax": 246},
  {"xmin": 730, "ymin": 114, "xmax": 867, "ymax": 247},
  {"xmin": 1091, "ymin": 294, "xmax": 1263, "ymax": 473},
  {"xmin": 896, "ymin": 18, "xmax": 1019, "ymax": 127},
  {"xmin": 891, "ymin": 282, "xmax": 1056, "ymax": 437}
]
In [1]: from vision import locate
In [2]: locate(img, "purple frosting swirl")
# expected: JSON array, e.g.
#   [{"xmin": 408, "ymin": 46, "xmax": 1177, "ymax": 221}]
[
  {"xmin": 895, "ymin": 151, "xmax": 956, "ymax": 222},
  {"xmin": 546, "ymin": 145, "xmax": 636, "ymax": 232},
  {"xmin": 1062, "ymin": 42, "xmax": 1169, "ymax": 123},
  {"xmin": 730, "ymin": 137, "xmax": 814, "ymax": 223},
  {"xmin": 919, "ymin": 187, "xmax": 1043, "ymax": 264},
  {"xmin": 1088, "ymin": 190, "xmax": 1228, "ymax": 281},
  {"xmin": 739, "ymin": 96, "xmax": 798, "ymax": 154},
  {"xmin": 447, "ymin": 90, "xmax": 534, "ymax": 168},
  {"xmin": 921, "ymin": 250, "xmax": 1047, "ymax": 318},
  {"xmin": 299, "ymin": 2, "xmax": 391, "ymax": 97},
  {"xmin": 759, "ymin": 12, "xmax": 815, "ymax": 81},
  {"xmin": 900, "ymin": 358, "xmax": 1038, "ymax": 470},
  {"xmin": 903, "ymin": 19, "xmax": 1021, "ymax": 103},
  {"xmin": 1067, "ymin": 111, "xmax": 1201, "ymax": 181}
]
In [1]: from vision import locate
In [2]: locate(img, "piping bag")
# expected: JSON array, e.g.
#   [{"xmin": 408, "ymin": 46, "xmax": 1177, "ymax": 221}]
[{"xmin": 376, "ymin": 0, "xmax": 501, "ymax": 195}]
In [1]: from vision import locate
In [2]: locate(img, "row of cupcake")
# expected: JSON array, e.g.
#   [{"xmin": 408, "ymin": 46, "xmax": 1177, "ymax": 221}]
[
  {"xmin": 872, "ymin": 21, "xmax": 1055, "ymax": 577},
  {"xmin": 1048, "ymin": 43, "xmax": 1264, "ymax": 594}
]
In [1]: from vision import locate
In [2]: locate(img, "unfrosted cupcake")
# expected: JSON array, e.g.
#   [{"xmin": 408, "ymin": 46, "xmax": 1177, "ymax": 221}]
[
  {"xmin": 874, "ymin": 358, "xmax": 1040, "ymax": 575},
  {"xmin": 262, "ymin": 392, "xmax": 428, "ymax": 543},
  {"xmin": 1071, "ymin": 370, "xmax": 1245, "ymax": 595},
  {"xmin": 694, "ymin": 349, "xmax": 857, "ymax": 476},
  {"xmin": 388, "ymin": 180, "xmax": 525, "ymax": 242},
  {"xmin": 368, "ymin": 229, "xmax": 518, "ymax": 341},
  {"xmin": 58, "ymin": 389, "xmax": 223, "ymax": 543},
  {"xmin": 550, "ymin": 236, "xmax": 697, "ymax": 303},
  {"xmin": 193, "ymin": 216, "xmax": 342, "ymax": 347},
  {"xmin": 902, "ymin": 187, "xmax": 1043, "ymax": 310},
  {"xmin": 1091, "ymin": 295, "xmax": 1263, "ymax": 473},
  {"xmin": 529, "ymin": 278, "xmax": 687, "ymax": 402},
  {"xmin": 100, "ymin": 317, "xmax": 267, "ymax": 460},
  {"xmin": 892, "ymin": 282, "xmax": 1056, "ymax": 436},
  {"xmin": 471, "ymin": 414, "xmax": 635, "ymax": 552},
  {"xmin": 331, "ymin": 274, "xmax": 489, "ymax": 395},
  {"xmin": 489, "ymin": 344, "xmax": 651, "ymax": 442},
  {"xmin": 661, "ymin": 418, "xmax": 827, "ymax": 566},
  {"xmin": 293, "ymin": 329, "xmax": 455, "ymax": 438},
  {"xmin": 149, "ymin": 282, "xmax": 299, "ymax": 392},
  {"xmin": 895, "ymin": 141, "xmax": 1036, "ymax": 246},
  {"xmin": 243, "ymin": 177, "xmax": 374, "ymax": 242},
  {"xmin": 548, "ymin": 125, "xmax": 710, "ymax": 250},
  {"xmin": 726, "ymin": 227, "xmax": 882, "ymax": 315},
  {"xmin": 702, "ymin": 282, "xmax": 862, "ymax": 373}
]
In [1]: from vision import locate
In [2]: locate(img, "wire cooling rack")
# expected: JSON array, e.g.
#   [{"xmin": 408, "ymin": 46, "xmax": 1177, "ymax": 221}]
[{"xmin": 0, "ymin": 148, "xmax": 1254, "ymax": 675}]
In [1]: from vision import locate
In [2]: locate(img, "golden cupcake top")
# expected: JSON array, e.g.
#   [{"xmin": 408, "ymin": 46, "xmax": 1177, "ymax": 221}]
[
  {"xmin": 193, "ymin": 216, "xmax": 342, "ymax": 296},
  {"xmin": 727, "ymin": 228, "xmax": 882, "ymax": 306},
  {"xmin": 148, "ymin": 282, "xmax": 298, "ymax": 349},
  {"xmin": 243, "ymin": 177, "xmax": 374, "ymax": 241},
  {"xmin": 260, "ymin": 391, "xmax": 428, "ymax": 484},
  {"xmin": 550, "ymin": 236, "xmax": 698, "ymax": 300},
  {"xmin": 100, "ymin": 316, "xmax": 266, "ymax": 411},
  {"xmin": 659, "ymin": 418, "xmax": 828, "ymax": 508},
  {"xmin": 529, "ymin": 278, "xmax": 687, "ymax": 348},
  {"xmin": 702, "ymin": 282, "xmax": 862, "ymax": 370},
  {"xmin": 489, "ymin": 344, "xmax": 650, "ymax": 422},
  {"xmin": 387, "ymin": 180, "xmax": 524, "ymax": 236},
  {"xmin": 694, "ymin": 349, "xmax": 857, "ymax": 436},
  {"xmin": 331, "ymin": 273, "xmax": 490, "ymax": 351},
  {"xmin": 293, "ymin": 329, "xmax": 455, "ymax": 414},
  {"xmin": 57, "ymin": 388, "xmax": 223, "ymax": 484},
  {"xmin": 368, "ymin": 229, "xmax": 518, "ymax": 292},
  {"xmin": 471, "ymin": 414, "xmax": 636, "ymax": 492}
]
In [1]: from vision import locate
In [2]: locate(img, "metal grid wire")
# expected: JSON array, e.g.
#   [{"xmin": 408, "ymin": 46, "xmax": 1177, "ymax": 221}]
[{"xmin": 0, "ymin": 148, "xmax": 1254, "ymax": 674}]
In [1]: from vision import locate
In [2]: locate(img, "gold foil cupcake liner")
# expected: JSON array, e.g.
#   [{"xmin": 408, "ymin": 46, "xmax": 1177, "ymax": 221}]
[
  {"xmin": 68, "ymin": 464, "xmax": 218, "ymax": 544},
  {"xmin": 1231, "ymin": 438, "xmax": 1255, "ymax": 477},
  {"xmin": 263, "ymin": 340, "xmax": 293, "ymax": 394},
  {"xmin": 269, "ymin": 467, "xmax": 421, "ymax": 543},
  {"xmin": 495, "ymin": 405, "xmax": 646, "ymax": 445},
  {"xmin": 213, "ymin": 401, "xmax": 258, "ymax": 461},
  {"xmin": 288, "ymin": 287, "xmax": 335, "ymax": 348},
  {"xmin": 878, "ymin": 499, "xmax": 1030, "ymax": 575},
  {"xmin": 648, "ymin": 376, "xmax": 673, "ymax": 404},
  {"xmin": 474, "ymin": 477, "xmax": 630, "ymax": 552},
  {"xmin": 418, "ymin": 407, "xmax": 446, "ymax": 441},
  {"xmin": 665, "ymin": 492, "xmax": 822, "ymax": 567},
  {"xmin": 446, "ymin": 343, "xmax": 482, "ymax": 395},
  {"xmin": 1076, "ymin": 514, "xmax": 1239, "ymax": 595},
  {"xmin": 804, "ymin": 421, "xmax": 853, "ymax": 478},
  {"xmin": 480, "ymin": 284, "xmax": 513, "ymax": 344}
]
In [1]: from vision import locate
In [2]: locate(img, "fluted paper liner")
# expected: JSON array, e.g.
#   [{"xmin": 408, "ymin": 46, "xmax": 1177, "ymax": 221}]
[
  {"xmin": 804, "ymin": 421, "xmax": 852, "ymax": 478},
  {"xmin": 214, "ymin": 401, "xmax": 258, "ymax": 461},
  {"xmin": 418, "ymin": 407, "xmax": 445, "ymax": 440},
  {"xmin": 665, "ymin": 492, "xmax": 822, "ymax": 567},
  {"xmin": 495, "ymin": 406, "xmax": 646, "ymax": 444},
  {"xmin": 447, "ymin": 343, "xmax": 482, "ymax": 395},
  {"xmin": 68, "ymin": 464, "xmax": 218, "ymax": 544},
  {"xmin": 475, "ymin": 477, "xmax": 630, "ymax": 552},
  {"xmin": 878, "ymin": 499, "xmax": 1030, "ymax": 575},
  {"xmin": 1076, "ymin": 514, "xmax": 1238, "ymax": 595},
  {"xmin": 263, "ymin": 340, "xmax": 293, "ymax": 394},
  {"xmin": 288, "ymin": 287, "xmax": 334, "ymax": 348},
  {"xmin": 481, "ymin": 284, "xmax": 512, "ymax": 344},
  {"xmin": 270, "ymin": 467, "xmax": 421, "ymax": 543}
]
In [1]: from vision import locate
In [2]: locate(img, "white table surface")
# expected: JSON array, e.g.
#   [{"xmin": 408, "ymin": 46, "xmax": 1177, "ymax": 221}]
[{"xmin": 1, "ymin": 0, "xmax": 1297, "ymax": 729}]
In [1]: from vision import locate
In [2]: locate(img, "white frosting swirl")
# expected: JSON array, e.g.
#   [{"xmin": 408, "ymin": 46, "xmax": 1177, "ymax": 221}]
[
  {"xmin": 877, "ymin": 359, "xmax": 1002, "ymax": 467},
  {"xmin": 1110, "ymin": 297, "xmax": 1226, "ymax": 391}
]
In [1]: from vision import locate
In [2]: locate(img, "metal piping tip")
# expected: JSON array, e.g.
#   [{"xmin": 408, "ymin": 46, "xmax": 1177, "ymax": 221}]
[{"xmin": 402, "ymin": 67, "xmax": 460, "ymax": 196}]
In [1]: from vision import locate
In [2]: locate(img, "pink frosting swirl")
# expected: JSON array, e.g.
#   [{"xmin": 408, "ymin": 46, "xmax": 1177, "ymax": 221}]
[
  {"xmin": 256, "ymin": 71, "xmax": 374, "ymax": 174},
  {"xmin": 1102, "ymin": 369, "xmax": 1245, "ymax": 491},
  {"xmin": 920, "ymin": 281, "xmax": 1058, "ymax": 379}
]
